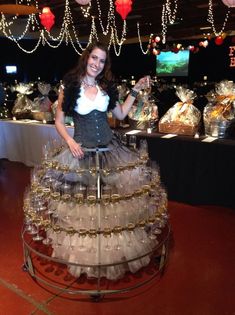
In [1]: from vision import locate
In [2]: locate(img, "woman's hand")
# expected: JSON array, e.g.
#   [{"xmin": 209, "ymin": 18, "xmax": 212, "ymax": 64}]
[
  {"xmin": 133, "ymin": 75, "xmax": 152, "ymax": 92},
  {"xmin": 67, "ymin": 138, "xmax": 84, "ymax": 158}
]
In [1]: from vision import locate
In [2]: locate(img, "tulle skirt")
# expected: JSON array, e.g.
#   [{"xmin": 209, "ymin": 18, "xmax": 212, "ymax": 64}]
[{"xmin": 26, "ymin": 134, "xmax": 168, "ymax": 280}]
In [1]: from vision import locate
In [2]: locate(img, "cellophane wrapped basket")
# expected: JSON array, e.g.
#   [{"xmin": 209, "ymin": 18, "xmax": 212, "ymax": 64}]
[
  {"xmin": 159, "ymin": 86, "xmax": 201, "ymax": 135},
  {"xmin": 128, "ymin": 88, "xmax": 158, "ymax": 130},
  {"xmin": 32, "ymin": 82, "xmax": 53, "ymax": 122},
  {"xmin": 11, "ymin": 83, "xmax": 34, "ymax": 119},
  {"xmin": 203, "ymin": 80, "xmax": 235, "ymax": 138}
]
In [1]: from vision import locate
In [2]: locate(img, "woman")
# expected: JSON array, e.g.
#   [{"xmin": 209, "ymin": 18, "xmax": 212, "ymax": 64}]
[
  {"xmin": 27, "ymin": 42, "xmax": 168, "ymax": 281},
  {"xmin": 55, "ymin": 41, "xmax": 150, "ymax": 157}
]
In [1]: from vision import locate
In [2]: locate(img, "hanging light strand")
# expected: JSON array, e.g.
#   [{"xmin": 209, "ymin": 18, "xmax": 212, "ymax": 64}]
[
  {"xmin": 0, "ymin": 0, "xmax": 152, "ymax": 56},
  {"xmin": 109, "ymin": 27, "xmax": 123, "ymax": 56},
  {"xmin": 161, "ymin": 0, "xmax": 178, "ymax": 44},
  {"xmin": 137, "ymin": 22, "xmax": 152, "ymax": 55},
  {"xmin": 207, "ymin": 0, "xmax": 230, "ymax": 36},
  {"xmin": 96, "ymin": 0, "xmax": 114, "ymax": 35}
]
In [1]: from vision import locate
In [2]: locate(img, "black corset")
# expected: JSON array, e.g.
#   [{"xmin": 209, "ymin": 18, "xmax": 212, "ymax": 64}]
[{"xmin": 73, "ymin": 110, "xmax": 113, "ymax": 148}]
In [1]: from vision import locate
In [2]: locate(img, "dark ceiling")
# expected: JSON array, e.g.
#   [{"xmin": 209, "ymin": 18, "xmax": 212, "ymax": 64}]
[{"xmin": 2, "ymin": 0, "xmax": 235, "ymax": 43}]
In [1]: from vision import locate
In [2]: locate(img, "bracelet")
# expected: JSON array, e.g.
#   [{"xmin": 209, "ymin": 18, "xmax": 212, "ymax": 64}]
[{"xmin": 130, "ymin": 88, "xmax": 138, "ymax": 98}]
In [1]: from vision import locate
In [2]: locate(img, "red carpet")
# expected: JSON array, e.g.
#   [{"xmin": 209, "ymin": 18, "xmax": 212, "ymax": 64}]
[{"xmin": 0, "ymin": 159, "xmax": 235, "ymax": 315}]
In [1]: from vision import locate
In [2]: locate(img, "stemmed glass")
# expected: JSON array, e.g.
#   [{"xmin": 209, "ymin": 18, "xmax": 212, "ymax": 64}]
[
  {"xmin": 78, "ymin": 228, "xmax": 87, "ymax": 251},
  {"xmin": 74, "ymin": 192, "xmax": 85, "ymax": 229},
  {"xmin": 87, "ymin": 195, "xmax": 97, "ymax": 229},
  {"xmin": 111, "ymin": 193, "xmax": 121, "ymax": 227},
  {"xmin": 60, "ymin": 181, "xmax": 72, "ymax": 195},
  {"xmin": 88, "ymin": 153, "xmax": 96, "ymax": 175},
  {"xmin": 121, "ymin": 133, "xmax": 127, "ymax": 145},
  {"xmin": 67, "ymin": 226, "xmax": 76, "ymax": 250},
  {"xmin": 42, "ymin": 142, "xmax": 51, "ymax": 162},
  {"xmin": 101, "ymin": 190, "xmax": 111, "ymax": 229},
  {"xmin": 32, "ymin": 216, "xmax": 44, "ymax": 241},
  {"xmin": 52, "ymin": 224, "xmax": 62, "ymax": 248},
  {"xmin": 139, "ymin": 139, "xmax": 148, "ymax": 160},
  {"xmin": 138, "ymin": 220, "xmax": 147, "ymax": 244},
  {"xmin": 147, "ymin": 216, "xmax": 159, "ymax": 243},
  {"xmin": 88, "ymin": 229, "xmax": 97, "ymax": 253},
  {"xmin": 127, "ymin": 223, "xmax": 135, "ymax": 247},
  {"xmin": 74, "ymin": 183, "xmax": 86, "ymax": 198},
  {"xmin": 113, "ymin": 226, "xmax": 122, "ymax": 251},
  {"xmin": 42, "ymin": 219, "xmax": 53, "ymax": 245},
  {"xmin": 103, "ymin": 228, "xmax": 112, "ymax": 251},
  {"xmin": 129, "ymin": 135, "xmax": 137, "ymax": 149},
  {"xmin": 47, "ymin": 191, "xmax": 60, "ymax": 216},
  {"xmin": 61, "ymin": 194, "xmax": 72, "ymax": 224}
]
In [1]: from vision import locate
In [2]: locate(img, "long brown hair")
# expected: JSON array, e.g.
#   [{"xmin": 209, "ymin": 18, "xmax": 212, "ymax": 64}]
[
  {"xmin": 62, "ymin": 42, "xmax": 118, "ymax": 115},
  {"xmin": 64, "ymin": 41, "xmax": 114, "ymax": 91}
]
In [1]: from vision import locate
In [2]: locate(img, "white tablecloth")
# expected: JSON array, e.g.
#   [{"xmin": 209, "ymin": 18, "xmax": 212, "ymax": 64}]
[{"xmin": 0, "ymin": 120, "xmax": 74, "ymax": 166}]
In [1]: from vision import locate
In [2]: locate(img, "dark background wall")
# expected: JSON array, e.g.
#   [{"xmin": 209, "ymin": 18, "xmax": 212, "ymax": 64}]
[{"xmin": 0, "ymin": 36, "xmax": 235, "ymax": 83}]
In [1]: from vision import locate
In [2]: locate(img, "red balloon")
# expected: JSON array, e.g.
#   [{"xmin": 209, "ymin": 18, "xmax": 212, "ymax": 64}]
[{"xmin": 215, "ymin": 36, "xmax": 224, "ymax": 45}]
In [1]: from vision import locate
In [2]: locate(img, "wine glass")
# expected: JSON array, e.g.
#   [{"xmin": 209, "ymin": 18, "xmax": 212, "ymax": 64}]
[
  {"xmin": 129, "ymin": 135, "xmax": 137, "ymax": 149},
  {"xmin": 103, "ymin": 228, "xmax": 112, "ymax": 251},
  {"xmin": 78, "ymin": 229, "xmax": 87, "ymax": 251},
  {"xmin": 101, "ymin": 190, "xmax": 111, "ymax": 229},
  {"xmin": 88, "ymin": 229, "xmax": 97, "ymax": 253},
  {"xmin": 88, "ymin": 153, "xmax": 96, "ymax": 174},
  {"xmin": 127, "ymin": 223, "xmax": 135, "ymax": 247},
  {"xmin": 113, "ymin": 226, "xmax": 122, "ymax": 251},
  {"xmin": 42, "ymin": 219, "xmax": 53, "ymax": 245},
  {"xmin": 87, "ymin": 195, "xmax": 97, "ymax": 229},
  {"xmin": 53, "ymin": 224, "xmax": 62, "ymax": 247},
  {"xmin": 67, "ymin": 226, "xmax": 76, "ymax": 250},
  {"xmin": 32, "ymin": 216, "xmax": 44, "ymax": 241},
  {"xmin": 139, "ymin": 139, "xmax": 148, "ymax": 160}
]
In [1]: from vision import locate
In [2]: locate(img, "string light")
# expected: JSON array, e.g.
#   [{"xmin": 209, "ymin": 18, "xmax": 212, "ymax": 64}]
[
  {"xmin": 207, "ymin": 0, "xmax": 230, "ymax": 36},
  {"xmin": 137, "ymin": 22, "xmax": 152, "ymax": 55},
  {"xmin": 1, "ymin": 0, "xmax": 216, "ymax": 58},
  {"xmin": 161, "ymin": 0, "xmax": 178, "ymax": 44}
]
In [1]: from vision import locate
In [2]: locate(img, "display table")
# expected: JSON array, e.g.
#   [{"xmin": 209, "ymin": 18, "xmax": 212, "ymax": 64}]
[
  {"xmin": 133, "ymin": 131, "xmax": 235, "ymax": 209},
  {"xmin": 1, "ymin": 119, "xmax": 234, "ymax": 208},
  {"xmin": 0, "ymin": 120, "xmax": 74, "ymax": 166}
]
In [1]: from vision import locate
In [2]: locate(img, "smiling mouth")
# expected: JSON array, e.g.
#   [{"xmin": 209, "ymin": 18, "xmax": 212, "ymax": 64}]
[{"xmin": 90, "ymin": 66, "xmax": 98, "ymax": 72}]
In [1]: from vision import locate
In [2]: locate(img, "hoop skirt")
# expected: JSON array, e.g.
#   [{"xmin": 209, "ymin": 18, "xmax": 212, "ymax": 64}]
[{"xmin": 24, "ymin": 133, "xmax": 168, "ymax": 281}]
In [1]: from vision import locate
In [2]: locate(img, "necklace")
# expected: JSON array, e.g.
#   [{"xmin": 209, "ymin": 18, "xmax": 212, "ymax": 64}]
[{"xmin": 82, "ymin": 79, "xmax": 97, "ymax": 89}]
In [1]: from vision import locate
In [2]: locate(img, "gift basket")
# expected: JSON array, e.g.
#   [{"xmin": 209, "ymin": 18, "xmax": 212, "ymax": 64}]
[
  {"xmin": 11, "ymin": 83, "xmax": 34, "ymax": 119},
  {"xmin": 159, "ymin": 86, "xmax": 201, "ymax": 135},
  {"xmin": 203, "ymin": 80, "xmax": 235, "ymax": 138},
  {"xmin": 32, "ymin": 82, "xmax": 53, "ymax": 122},
  {"xmin": 128, "ymin": 88, "xmax": 158, "ymax": 130},
  {"xmin": 108, "ymin": 83, "xmax": 130, "ymax": 128}
]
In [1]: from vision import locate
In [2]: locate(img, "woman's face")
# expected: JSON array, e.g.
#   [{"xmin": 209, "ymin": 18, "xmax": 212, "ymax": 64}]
[{"xmin": 86, "ymin": 47, "xmax": 107, "ymax": 79}]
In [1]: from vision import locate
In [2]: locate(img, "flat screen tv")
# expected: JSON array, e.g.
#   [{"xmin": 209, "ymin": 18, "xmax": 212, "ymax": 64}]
[
  {"xmin": 5, "ymin": 65, "xmax": 17, "ymax": 74},
  {"xmin": 156, "ymin": 50, "xmax": 190, "ymax": 77}
]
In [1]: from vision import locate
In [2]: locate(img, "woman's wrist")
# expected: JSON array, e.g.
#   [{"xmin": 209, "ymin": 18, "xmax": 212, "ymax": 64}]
[
  {"xmin": 66, "ymin": 137, "xmax": 75, "ymax": 145},
  {"xmin": 130, "ymin": 88, "xmax": 139, "ymax": 98}
]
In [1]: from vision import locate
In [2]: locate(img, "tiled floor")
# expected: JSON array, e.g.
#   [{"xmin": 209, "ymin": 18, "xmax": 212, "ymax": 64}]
[{"xmin": 0, "ymin": 159, "xmax": 235, "ymax": 315}]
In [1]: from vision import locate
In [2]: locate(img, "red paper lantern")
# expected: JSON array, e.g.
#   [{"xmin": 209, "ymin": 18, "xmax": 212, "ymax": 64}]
[
  {"xmin": 39, "ymin": 7, "xmax": 55, "ymax": 32},
  {"xmin": 115, "ymin": 0, "xmax": 132, "ymax": 20},
  {"xmin": 215, "ymin": 36, "xmax": 224, "ymax": 45}
]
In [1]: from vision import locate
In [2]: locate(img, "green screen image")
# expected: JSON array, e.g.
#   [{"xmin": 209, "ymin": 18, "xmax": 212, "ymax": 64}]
[{"xmin": 156, "ymin": 50, "xmax": 190, "ymax": 76}]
